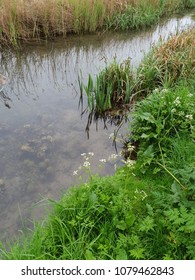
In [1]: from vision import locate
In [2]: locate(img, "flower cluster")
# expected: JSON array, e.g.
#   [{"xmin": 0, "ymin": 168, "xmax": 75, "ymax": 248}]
[
  {"xmin": 122, "ymin": 159, "xmax": 136, "ymax": 168},
  {"xmin": 73, "ymin": 150, "xmax": 136, "ymax": 177},
  {"xmin": 185, "ymin": 114, "xmax": 193, "ymax": 121},
  {"xmin": 173, "ymin": 97, "xmax": 181, "ymax": 106}
]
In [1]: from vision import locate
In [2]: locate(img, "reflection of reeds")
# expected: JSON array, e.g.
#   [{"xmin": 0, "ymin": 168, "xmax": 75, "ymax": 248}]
[
  {"xmin": 0, "ymin": 74, "xmax": 11, "ymax": 108},
  {"xmin": 0, "ymin": 0, "xmax": 194, "ymax": 47}
]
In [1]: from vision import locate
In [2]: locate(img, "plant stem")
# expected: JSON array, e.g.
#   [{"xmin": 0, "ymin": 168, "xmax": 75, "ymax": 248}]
[{"xmin": 156, "ymin": 161, "xmax": 187, "ymax": 190}]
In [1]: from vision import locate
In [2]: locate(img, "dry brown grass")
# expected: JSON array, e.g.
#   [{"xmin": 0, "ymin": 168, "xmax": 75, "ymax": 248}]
[
  {"xmin": 136, "ymin": 28, "xmax": 195, "ymax": 94},
  {"xmin": 153, "ymin": 28, "xmax": 195, "ymax": 81}
]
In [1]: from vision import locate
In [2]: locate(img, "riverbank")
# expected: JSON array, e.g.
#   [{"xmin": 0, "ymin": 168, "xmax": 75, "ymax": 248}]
[
  {"xmin": 0, "ymin": 28, "xmax": 194, "ymax": 260},
  {"xmin": 0, "ymin": 0, "xmax": 195, "ymax": 47}
]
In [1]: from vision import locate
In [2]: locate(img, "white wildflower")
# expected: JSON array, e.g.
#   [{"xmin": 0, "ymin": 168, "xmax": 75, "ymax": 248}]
[
  {"xmin": 99, "ymin": 159, "xmax": 106, "ymax": 163},
  {"xmin": 73, "ymin": 170, "xmax": 79, "ymax": 176},
  {"xmin": 153, "ymin": 88, "xmax": 159, "ymax": 94},
  {"xmin": 127, "ymin": 143, "xmax": 135, "ymax": 152},
  {"xmin": 173, "ymin": 97, "xmax": 181, "ymax": 106},
  {"xmin": 171, "ymin": 108, "xmax": 176, "ymax": 114},
  {"xmin": 161, "ymin": 88, "xmax": 169, "ymax": 94},
  {"xmin": 88, "ymin": 152, "xmax": 94, "ymax": 156},
  {"xmin": 83, "ymin": 161, "xmax": 90, "ymax": 168},
  {"xmin": 185, "ymin": 114, "xmax": 193, "ymax": 121},
  {"xmin": 121, "ymin": 158, "xmax": 136, "ymax": 168},
  {"xmin": 81, "ymin": 153, "xmax": 86, "ymax": 157},
  {"xmin": 108, "ymin": 153, "xmax": 118, "ymax": 161},
  {"xmin": 126, "ymin": 159, "xmax": 136, "ymax": 168}
]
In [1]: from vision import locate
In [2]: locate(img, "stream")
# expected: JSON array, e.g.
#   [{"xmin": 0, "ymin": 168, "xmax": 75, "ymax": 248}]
[{"xmin": 0, "ymin": 12, "xmax": 194, "ymax": 243}]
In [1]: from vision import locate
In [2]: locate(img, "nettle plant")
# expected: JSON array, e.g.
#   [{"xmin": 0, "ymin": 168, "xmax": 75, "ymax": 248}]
[{"xmin": 131, "ymin": 85, "xmax": 195, "ymax": 159}]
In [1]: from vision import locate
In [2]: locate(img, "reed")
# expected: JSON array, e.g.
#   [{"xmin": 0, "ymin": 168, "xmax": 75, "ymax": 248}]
[
  {"xmin": 136, "ymin": 28, "xmax": 195, "ymax": 95},
  {"xmin": 80, "ymin": 58, "xmax": 134, "ymax": 114},
  {"xmin": 0, "ymin": 0, "xmax": 194, "ymax": 47}
]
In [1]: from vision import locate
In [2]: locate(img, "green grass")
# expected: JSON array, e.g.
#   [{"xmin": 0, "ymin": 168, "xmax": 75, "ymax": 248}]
[{"xmin": 0, "ymin": 28, "xmax": 195, "ymax": 260}]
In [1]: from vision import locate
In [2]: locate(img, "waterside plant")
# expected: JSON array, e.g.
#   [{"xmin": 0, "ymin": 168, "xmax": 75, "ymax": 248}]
[
  {"xmin": 0, "ymin": 0, "xmax": 195, "ymax": 47},
  {"xmin": 79, "ymin": 58, "xmax": 134, "ymax": 114},
  {"xmin": 0, "ymin": 27, "xmax": 195, "ymax": 260},
  {"xmin": 80, "ymin": 28, "xmax": 195, "ymax": 117}
]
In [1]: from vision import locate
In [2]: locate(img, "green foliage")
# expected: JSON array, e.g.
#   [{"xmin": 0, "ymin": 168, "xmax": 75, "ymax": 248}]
[
  {"xmin": 130, "ymin": 79, "xmax": 195, "ymax": 199},
  {"xmin": 1, "ymin": 166, "xmax": 194, "ymax": 260},
  {"xmin": 80, "ymin": 59, "xmax": 134, "ymax": 113},
  {"xmin": 1, "ymin": 0, "xmax": 195, "ymax": 47},
  {"xmin": 106, "ymin": 3, "xmax": 163, "ymax": 31},
  {"xmin": 131, "ymin": 84, "xmax": 195, "ymax": 161}
]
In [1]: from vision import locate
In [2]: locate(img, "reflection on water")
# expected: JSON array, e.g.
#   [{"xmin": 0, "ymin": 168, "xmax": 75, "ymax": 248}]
[{"xmin": 0, "ymin": 13, "xmax": 194, "ymax": 242}]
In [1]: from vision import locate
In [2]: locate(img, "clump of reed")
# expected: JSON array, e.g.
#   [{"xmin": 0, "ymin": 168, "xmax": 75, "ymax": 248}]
[
  {"xmin": 135, "ymin": 28, "xmax": 195, "ymax": 95},
  {"xmin": 0, "ymin": 0, "xmax": 194, "ymax": 47},
  {"xmin": 79, "ymin": 58, "xmax": 134, "ymax": 114},
  {"xmin": 105, "ymin": 0, "xmax": 195, "ymax": 31}
]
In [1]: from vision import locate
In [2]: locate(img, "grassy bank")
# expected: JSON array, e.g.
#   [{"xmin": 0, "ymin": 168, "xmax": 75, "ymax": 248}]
[
  {"xmin": 0, "ymin": 28, "xmax": 195, "ymax": 260},
  {"xmin": 0, "ymin": 0, "xmax": 195, "ymax": 47}
]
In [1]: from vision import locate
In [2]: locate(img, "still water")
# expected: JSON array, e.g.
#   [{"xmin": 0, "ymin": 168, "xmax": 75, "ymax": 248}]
[{"xmin": 0, "ymin": 13, "xmax": 194, "ymax": 242}]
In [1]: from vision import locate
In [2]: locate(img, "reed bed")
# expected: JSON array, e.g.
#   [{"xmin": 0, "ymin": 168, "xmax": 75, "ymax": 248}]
[
  {"xmin": 136, "ymin": 28, "xmax": 195, "ymax": 95},
  {"xmin": 80, "ymin": 28, "xmax": 195, "ymax": 115},
  {"xmin": 0, "ymin": 0, "xmax": 194, "ymax": 47}
]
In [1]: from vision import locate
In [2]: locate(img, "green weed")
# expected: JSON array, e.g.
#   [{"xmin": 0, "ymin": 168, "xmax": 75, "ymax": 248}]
[
  {"xmin": 80, "ymin": 58, "xmax": 134, "ymax": 114},
  {"xmin": 1, "ymin": 162, "xmax": 194, "ymax": 259}
]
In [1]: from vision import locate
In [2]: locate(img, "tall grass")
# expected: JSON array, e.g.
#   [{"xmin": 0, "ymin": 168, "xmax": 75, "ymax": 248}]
[
  {"xmin": 0, "ymin": 0, "xmax": 195, "ymax": 47},
  {"xmin": 135, "ymin": 28, "xmax": 195, "ymax": 96}
]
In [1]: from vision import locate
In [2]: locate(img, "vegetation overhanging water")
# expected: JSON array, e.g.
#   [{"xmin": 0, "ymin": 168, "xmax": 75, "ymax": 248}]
[
  {"xmin": 0, "ymin": 2, "xmax": 194, "ymax": 259},
  {"xmin": 1, "ymin": 27, "xmax": 194, "ymax": 260}
]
